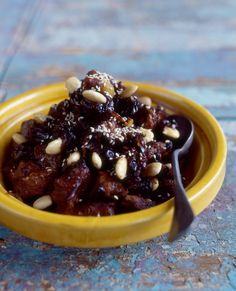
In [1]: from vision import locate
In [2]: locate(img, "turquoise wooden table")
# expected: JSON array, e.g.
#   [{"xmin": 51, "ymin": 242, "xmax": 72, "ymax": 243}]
[{"xmin": 0, "ymin": 1, "xmax": 236, "ymax": 290}]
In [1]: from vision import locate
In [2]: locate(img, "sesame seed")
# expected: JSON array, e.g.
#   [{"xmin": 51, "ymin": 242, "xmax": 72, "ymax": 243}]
[{"xmin": 88, "ymin": 117, "xmax": 142, "ymax": 146}]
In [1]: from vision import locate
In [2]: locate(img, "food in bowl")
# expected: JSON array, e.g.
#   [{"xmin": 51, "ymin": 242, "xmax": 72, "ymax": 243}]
[{"xmin": 3, "ymin": 70, "xmax": 188, "ymax": 216}]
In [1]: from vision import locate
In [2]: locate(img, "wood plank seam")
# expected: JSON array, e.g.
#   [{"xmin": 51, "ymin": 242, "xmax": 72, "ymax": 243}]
[{"xmin": 0, "ymin": 0, "xmax": 42, "ymax": 103}]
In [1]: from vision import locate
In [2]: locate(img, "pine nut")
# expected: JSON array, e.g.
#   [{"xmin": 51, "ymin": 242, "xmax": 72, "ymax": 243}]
[
  {"xmin": 65, "ymin": 77, "xmax": 81, "ymax": 94},
  {"xmin": 165, "ymin": 163, "xmax": 172, "ymax": 169},
  {"xmin": 12, "ymin": 133, "xmax": 27, "ymax": 145},
  {"xmin": 121, "ymin": 85, "xmax": 138, "ymax": 98},
  {"xmin": 33, "ymin": 195, "xmax": 53, "ymax": 210},
  {"xmin": 141, "ymin": 128, "xmax": 154, "ymax": 143},
  {"xmin": 163, "ymin": 126, "xmax": 180, "ymax": 139},
  {"xmin": 34, "ymin": 112, "xmax": 47, "ymax": 124},
  {"xmin": 102, "ymin": 80, "xmax": 115, "ymax": 97},
  {"xmin": 92, "ymin": 152, "xmax": 102, "ymax": 169},
  {"xmin": 82, "ymin": 90, "xmax": 107, "ymax": 104},
  {"xmin": 45, "ymin": 138, "xmax": 62, "ymax": 155},
  {"xmin": 138, "ymin": 96, "xmax": 152, "ymax": 106},
  {"xmin": 115, "ymin": 156, "xmax": 128, "ymax": 180},
  {"xmin": 151, "ymin": 178, "xmax": 159, "ymax": 191},
  {"xmin": 67, "ymin": 152, "xmax": 81, "ymax": 166},
  {"xmin": 145, "ymin": 162, "xmax": 162, "ymax": 177}
]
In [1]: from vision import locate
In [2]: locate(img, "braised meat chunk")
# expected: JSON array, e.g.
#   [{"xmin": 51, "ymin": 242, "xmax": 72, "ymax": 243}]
[
  {"xmin": 51, "ymin": 162, "xmax": 91, "ymax": 211},
  {"xmin": 11, "ymin": 160, "xmax": 54, "ymax": 199}
]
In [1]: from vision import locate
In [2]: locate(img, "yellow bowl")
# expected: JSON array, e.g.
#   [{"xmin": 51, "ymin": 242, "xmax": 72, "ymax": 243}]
[{"xmin": 0, "ymin": 82, "xmax": 227, "ymax": 247}]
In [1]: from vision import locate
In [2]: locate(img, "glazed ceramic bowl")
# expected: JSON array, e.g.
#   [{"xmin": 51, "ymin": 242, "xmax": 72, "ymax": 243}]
[{"xmin": 0, "ymin": 82, "xmax": 227, "ymax": 247}]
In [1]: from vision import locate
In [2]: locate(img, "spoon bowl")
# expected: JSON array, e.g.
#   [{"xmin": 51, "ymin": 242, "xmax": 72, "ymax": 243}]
[{"xmin": 168, "ymin": 115, "xmax": 194, "ymax": 151}]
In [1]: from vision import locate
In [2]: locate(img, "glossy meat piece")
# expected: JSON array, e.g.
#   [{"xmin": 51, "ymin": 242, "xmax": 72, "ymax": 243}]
[
  {"xmin": 2, "ymin": 160, "xmax": 16, "ymax": 186},
  {"xmin": 121, "ymin": 195, "xmax": 156, "ymax": 211},
  {"xmin": 90, "ymin": 171, "xmax": 128, "ymax": 201},
  {"xmin": 48, "ymin": 100, "xmax": 71, "ymax": 120},
  {"xmin": 125, "ymin": 176, "xmax": 152, "ymax": 196},
  {"xmin": 143, "ymin": 141, "xmax": 172, "ymax": 162},
  {"xmin": 34, "ymin": 144, "xmax": 62, "ymax": 172},
  {"xmin": 51, "ymin": 162, "xmax": 91, "ymax": 209},
  {"xmin": 9, "ymin": 140, "xmax": 33, "ymax": 161},
  {"xmin": 12, "ymin": 161, "xmax": 54, "ymax": 199},
  {"xmin": 77, "ymin": 202, "xmax": 116, "ymax": 216},
  {"xmin": 21, "ymin": 119, "xmax": 37, "ymax": 140},
  {"xmin": 159, "ymin": 178, "xmax": 175, "ymax": 195},
  {"xmin": 82, "ymin": 70, "xmax": 123, "ymax": 97},
  {"xmin": 134, "ymin": 105, "xmax": 166, "ymax": 129},
  {"xmin": 82, "ymin": 74, "xmax": 101, "ymax": 91},
  {"xmin": 20, "ymin": 119, "xmax": 50, "ymax": 143}
]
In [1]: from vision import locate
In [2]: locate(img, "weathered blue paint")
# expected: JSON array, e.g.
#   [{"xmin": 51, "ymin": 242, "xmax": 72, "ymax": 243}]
[
  {"xmin": 3, "ymin": 50, "xmax": 236, "ymax": 82},
  {"xmin": 0, "ymin": 0, "xmax": 235, "ymax": 290},
  {"xmin": 0, "ymin": 0, "xmax": 27, "ymax": 56}
]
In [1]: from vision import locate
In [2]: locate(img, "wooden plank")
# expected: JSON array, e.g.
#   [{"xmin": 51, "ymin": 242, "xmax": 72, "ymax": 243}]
[
  {"xmin": 0, "ymin": 0, "xmax": 28, "ymax": 56},
  {"xmin": 172, "ymin": 85, "xmax": 236, "ymax": 119},
  {"xmin": 2, "ymin": 52, "xmax": 236, "ymax": 118},
  {"xmin": 1, "ymin": 0, "xmax": 236, "ymax": 116},
  {"xmin": 0, "ymin": 0, "xmax": 28, "ymax": 101},
  {"xmin": 15, "ymin": 0, "xmax": 236, "ymax": 54},
  {"xmin": 0, "ymin": 0, "xmax": 41, "ymax": 102}
]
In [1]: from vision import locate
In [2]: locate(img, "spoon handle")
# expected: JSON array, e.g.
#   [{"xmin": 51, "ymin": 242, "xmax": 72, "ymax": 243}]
[{"xmin": 168, "ymin": 150, "xmax": 195, "ymax": 242}]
